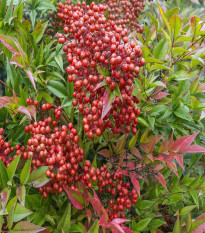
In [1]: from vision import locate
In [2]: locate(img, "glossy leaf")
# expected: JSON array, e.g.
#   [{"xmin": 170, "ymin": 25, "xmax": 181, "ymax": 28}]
[
  {"xmin": 7, "ymin": 154, "xmax": 21, "ymax": 182},
  {"xmin": 0, "ymin": 159, "xmax": 9, "ymax": 188},
  {"xmin": 20, "ymin": 158, "xmax": 31, "ymax": 185}
]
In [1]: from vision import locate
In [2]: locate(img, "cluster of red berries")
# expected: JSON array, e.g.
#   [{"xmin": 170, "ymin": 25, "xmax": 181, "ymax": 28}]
[
  {"xmin": 46, "ymin": 12, "xmax": 63, "ymax": 37},
  {"xmin": 81, "ymin": 162, "xmax": 138, "ymax": 219},
  {"xmin": 0, "ymin": 128, "xmax": 14, "ymax": 167},
  {"xmin": 23, "ymin": 103, "xmax": 84, "ymax": 198},
  {"xmin": 103, "ymin": 0, "xmax": 145, "ymax": 32},
  {"xmin": 57, "ymin": 1, "xmax": 144, "ymax": 138}
]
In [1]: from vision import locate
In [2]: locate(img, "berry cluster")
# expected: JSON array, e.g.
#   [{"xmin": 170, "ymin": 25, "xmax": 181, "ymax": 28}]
[
  {"xmin": 103, "ymin": 0, "xmax": 145, "ymax": 32},
  {"xmin": 81, "ymin": 162, "xmax": 138, "ymax": 220},
  {"xmin": 0, "ymin": 128, "xmax": 14, "ymax": 167},
  {"xmin": 23, "ymin": 103, "xmax": 85, "ymax": 198},
  {"xmin": 57, "ymin": 1, "xmax": 144, "ymax": 138}
]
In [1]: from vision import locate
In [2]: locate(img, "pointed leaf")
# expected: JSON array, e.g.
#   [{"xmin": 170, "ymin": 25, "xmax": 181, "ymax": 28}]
[
  {"xmin": 12, "ymin": 221, "xmax": 45, "ymax": 232},
  {"xmin": 97, "ymin": 149, "xmax": 112, "ymax": 158},
  {"xmin": 20, "ymin": 158, "xmax": 31, "ymax": 184},
  {"xmin": 190, "ymin": 213, "xmax": 205, "ymax": 233},
  {"xmin": 101, "ymin": 89, "xmax": 115, "ymax": 119},
  {"xmin": 130, "ymin": 174, "xmax": 140, "ymax": 196},
  {"xmin": 183, "ymin": 145, "xmax": 205, "ymax": 153},
  {"xmin": 87, "ymin": 220, "xmax": 99, "ymax": 233},
  {"xmin": 0, "ymin": 159, "xmax": 9, "ymax": 188},
  {"xmin": 178, "ymin": 132, "xmax": 199, "ymax": 153},
  {"xmin": 156, "ymin": 173, "xmax": 167, "ymax": 190},
  {"xmin": 166, "ymin": 160, "xmax": 179, "ymax": 177},
  {"xmin": 63, "ymin": 187, "xmax": 84, "ymax": 209},
  {"xmin": 173, "ymin": 215, "xmax": 180, "ymax": 233},
  {"xmin": 14, "ymin": 203, "xmax": 33, "ymax": 222},
  {"xmin": 27, "ymin": 166, "xmax": 50, "ymax": 188},
  {"xmin": 7, "ymin": 154, "xmax": 21, "ymax": 182}
]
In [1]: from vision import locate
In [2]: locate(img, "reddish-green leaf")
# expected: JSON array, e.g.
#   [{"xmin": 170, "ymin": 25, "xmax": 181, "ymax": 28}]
[
  {"xmin": 167, "ymin": 160, "xmax": 179, "ymax": 177},
  {"xmin": 12, "ymin": 221, "xmax": 45, "ymax": 232},
  {"xmin": 101, "ymin": 89, "xmax": 115, "ymax": 119},
  {"xmin": 156, "ymin": 172, "xmax": 167, "ymax": 190},
  {"xmin": 130, "ymin": 174, "xmax": 140, "ymax": 196},
  {"xmin": 190, "ymin": 213, "xmax": 205, "ymax": 233},
  {"xmin": 63, "ymin": 187, "xmax": 84, "ymax": 209},
  {"xmin": 0, "ymin": 96, "xmax": 13, "ymax": 109}
]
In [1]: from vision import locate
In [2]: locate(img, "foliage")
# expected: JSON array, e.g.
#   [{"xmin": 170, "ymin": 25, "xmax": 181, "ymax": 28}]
[{"xmin": 0, "ymin": 0, "xmax": 205, "ymax": 232}]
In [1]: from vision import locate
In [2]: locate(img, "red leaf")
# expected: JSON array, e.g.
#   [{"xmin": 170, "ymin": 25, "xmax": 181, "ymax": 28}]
[
  {"xmin": 154, "ymin": 155, "xmax": 166, "ymax": 162},
  {"xmin": 0, "ymin": 96, "xmax": 13, "ymax": 108},
  {"xmin": 111, "ymin": 219, "xmax": 130, "ymax": 225},
  {"xmin": 12, "ymin": 221, "xmax": 46, "ymax": 232},
  {"xmin": 153, "ymin": 92, "xmax": 169, "ymax": 99},
  {"xmin": 110, "ymin": 222, "xmax": 125, "ymax": 233},
  {"xmin": 131, "ymin": 147, "xmax": 142, "ymax": 159},
  {"xmin": 18, "ymin": 106, "xmax": 31, "ymax": 119},
  {"xmin": 115, "ymin": 168, "xmax": 128, "ymax": 176},
  {"xmin": 183, "ymin": 145, "xmax": 205, "ymax": 153},
  {"xmin": 166, "ymin": 160, "xmax": 179, "ymax": 177},
  {"xmin": 26, "ymin": 70, "xmax": 37, "ymax": 92},
  {"xmin": 172, "ymin": 135, "xmax": 191, "ymax": 151},
  {"xmin": 156, "ymin": 172, "xmax": 167, "ymax": 190},
  {"xmin": 63, "ymin": 187, "xmax": 84, "ymax": 209},
  {"xmin": 175, "ymin": 153, "xmax": 184, "ymax": 170},
  {"xmin": 97, "ymin": 149, "xmax": 112, "ymax": 158},
  {"xmin": 99, "ymin": 213, "xmax": 110, "ymax": 228},
  {"xmin": 88, "ymin": 198, "xmax": 103, "ymax": 216},
  {"xmin": 178, "ymin": 131, "xmax": 199, "ymax": 153},
  {"xmin": 121, "ymin": 226, "xmax": 134, "ymax": 233},
  {"xmin": 159, "ymin": 136, "xmax": 168, "ymax": 153},
  {"xmin": 168, "ymin": 133, "xmax": 174, "ymax": 151},
  {"xmin": 130, "ymin": 174, "xmax": 140, "ymax": 196},
  {"xmin": 101, "ymin": 89, "xmax": 114, "ymax": 119}
]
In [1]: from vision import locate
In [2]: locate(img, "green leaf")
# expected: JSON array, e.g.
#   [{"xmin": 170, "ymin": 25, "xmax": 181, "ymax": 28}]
[
  {"xmin": 4, "ymin": 0, "xmax": 14, "ymax": 21},
  {"xmin": 55, "ymin": 54, "xmax": 64, "ymax": 72},
  {"xmin": 14, "ymin": 203, "xmax": 33, "ymax": 222},
  {"xmin": 47, "ymin": 80, "xmax": 68, "ymax": 98},
  {"xmin": 169, "ymin": 15, "xmax": 182, "ymax": 40},
  {"xmin": 187, "ymin": 211, "xmax": 192, "ymax": 232},
  {"xmin": 7, "ymin": 196, "xmax": 18, "ymax": 213},
  {"xmin": 129, "ymin": 131, "xmax": 139, "ymax": 150},
  {"xmin": 27, "ymin": 166, "xmax": 50, "ymax": 188},
  {"xmin": 174, "ymin": 104, "xmax": 192, "ymax": 121},
  {"xmin": 157, "ymin": 2, "xmax": 171, "ymax": 35},
  {"xmin": 173, "ymin": 215, "xmax": 180, "ymax": 233},
  {"xmin": 69, "ymin": 224, "xmax": 83, "ymax": 233},
  {"xmin": 8, "ymin": 208, "xmax": 14, "ymax": 229},
  {"xmin": 138, "ymin": 117, "xmax": 149, "ymax": 128},
  {"xmin": 148, "ymin": 219, "xmax": 166, "ymax": 230},
  {"xmin": 150, "ymin": 64, "xmax": 173, "ymax": 72},
  {"xmin": 175, "ymin": 36, "xmax": 192, "ymax": 44},
  {"xmin": 0, "ymin": 159, "xmax": 9, "ymax": 188},
  {"xmin": 154, "ymin": 38, "xmax": 169, "ymax": 60},
  {"xmin": 144, "ymin": 11, "xmax": 158, "ymax": 29},
  {"xmin": 139, "ymin": 200, "xmax": 154, "ymax": 209},
  {"xmin": 145, "ymin": 57, "xmax": 165, "ymax": 64},
  {"xmin": 20, "ymin": 158, "xmax": 31, "ymax": 185},
  {"xmin": 0, "ymin": 0, "xmax": 7, "ymax": 18},
  {"xmin": 190, "ymin": 213, "xmax": 205, "ymax": 233},
  {"xmin": 180, "ymin": 205, "xmax": 196, "ymax": 215},
  {"xmin": 55, "ymin": 204, "xmax": 71, "ymax": 233},
  {"xmin": 29, "ymin": 10, "xmax": 37, "ymax": 28},
  {"xmin": 132, "ymin": 88, "xmax": 145, "ymax": 101},
  {"xmin": 87, "ymin": 220, "xmax": 99, "ymax": 233},
  {"xmin": 7, "ymin": 154, "xmax": 21, "ymax": 182},
  {"xmin": 136, "ymin": 218, "xmax": 152, "ymax": 231},
  {"xmin": 190, "ymin": 190, "xmax": 199, "ymax": 206}
]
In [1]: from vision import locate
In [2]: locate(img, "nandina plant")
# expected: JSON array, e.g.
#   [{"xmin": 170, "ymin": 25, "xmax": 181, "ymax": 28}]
[{"xmin": 0, "ymin": 0, "xmax": 205, "ymax": 232}]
